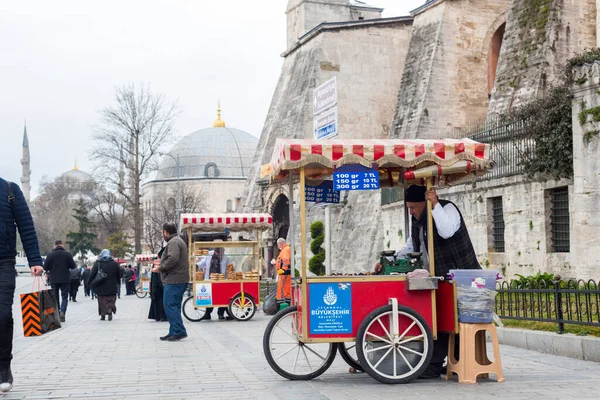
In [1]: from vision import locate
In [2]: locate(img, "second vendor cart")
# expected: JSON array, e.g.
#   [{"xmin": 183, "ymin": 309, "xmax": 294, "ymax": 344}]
[
  {"xmin": 134, "ymin": 254, "xmax": 156, "ymax": 298},
  {"xmin": 262, "ymin": 138, "xmax": 493, "ymax": 384},
  {"xmin": 180, "ymin": 213, "xmax": 273, "ymax": 322}
]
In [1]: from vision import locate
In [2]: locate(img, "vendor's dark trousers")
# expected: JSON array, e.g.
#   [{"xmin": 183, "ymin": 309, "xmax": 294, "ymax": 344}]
[
  {"xmin": 69, "ymin": 280, "xmax": 79, "ymax": 301},
  {"xmin": 83, "ymin": 284, "xmax": 90, "ymax": 297},
  {"xmin": 51, "ymin": 282, "xmax": 70, "ymax": 314},
  {"xmin": 0, "ymin": 260, "xmax": 16, "ymax": 369},
  {"xmin": 204, "ymin": 307, "xmax": 229, "ymax": 317},
  {"xmin": 429, "ymin": 333, "xmax": 459, "ymax": 369}
]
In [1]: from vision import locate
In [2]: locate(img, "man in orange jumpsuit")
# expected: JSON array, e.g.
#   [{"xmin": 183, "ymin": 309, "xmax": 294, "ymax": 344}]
[{"xmin": 273, "ymin": 238, "xmax": 291, "ymax": 307}]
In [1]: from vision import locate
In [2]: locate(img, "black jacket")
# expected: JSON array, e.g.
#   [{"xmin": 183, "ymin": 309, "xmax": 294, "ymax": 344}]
[
  {"xmin": 82, "ymin": 269, "xmax": 91, "ymax": 285},
  {"xmin": 43, "ymin": 247, "xmax": 77, "ymax": 284},
  {"xmin": 89, "ymin": 259, "xmax": 123, "ymax": 296},
  {"xmin": 0, "ymin": 178, "xmax": 42, "ymax": 266},
  {"xmin": 70, "ymin": 267, "xmax": 82, "ymax": 281}
]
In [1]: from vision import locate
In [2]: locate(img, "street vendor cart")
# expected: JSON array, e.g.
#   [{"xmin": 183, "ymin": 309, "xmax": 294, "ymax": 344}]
[
  {"xmin": 180, "ymin": 213, "xmax": 273, "ymax": 322},
  {"xmin": 261, "ymin": 138, "xmax": 492, "ymax": 384},
  {"xmin": 134, "ymin": 254, "xmax": 156, "ymax": 298}
]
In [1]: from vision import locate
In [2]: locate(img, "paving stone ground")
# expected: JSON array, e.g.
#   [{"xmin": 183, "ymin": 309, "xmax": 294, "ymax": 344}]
[{"xmin": 4, "ymin": 276, "xmax": 598, "ymax": 399}]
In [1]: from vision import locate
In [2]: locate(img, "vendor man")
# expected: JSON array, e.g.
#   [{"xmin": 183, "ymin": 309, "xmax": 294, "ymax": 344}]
[
  {"xmin": 376, "ymin": 185, "xmax": 480, "ymax": 379},
  {"xmin": 196, "ymin": 247, "xmax": 233, "ymax": 321}
]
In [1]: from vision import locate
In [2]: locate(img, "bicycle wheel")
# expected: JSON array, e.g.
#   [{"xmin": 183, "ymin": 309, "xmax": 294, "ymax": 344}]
[
  {"xmin": 182, "ymin": 296, "xmax": 206, "ymax": 322},
  {"xmin": 263, "ymin": 306, "xmax": 337, "ymax": 380}
]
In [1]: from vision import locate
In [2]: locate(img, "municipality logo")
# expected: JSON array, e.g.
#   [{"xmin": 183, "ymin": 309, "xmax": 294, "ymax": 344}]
[
  {"xmin": 323, "ymin": 286, "xmax": 337, "ymax": 306},
  {"xmin": 201, "ymin": 286, "xmax": 207, "ymax": 292}
]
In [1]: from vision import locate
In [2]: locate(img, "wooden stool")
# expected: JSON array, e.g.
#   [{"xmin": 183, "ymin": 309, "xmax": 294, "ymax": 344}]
[{"xmin": 445, "ymin": 322, "xmax": 504, "ymax": 384}]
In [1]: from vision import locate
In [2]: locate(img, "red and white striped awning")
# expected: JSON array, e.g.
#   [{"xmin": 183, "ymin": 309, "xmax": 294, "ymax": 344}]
[
  {"xmin": 269, "ymin": 138, "xmax": 491, "ymax": 178},
  {"xmin": 135, "ymin": 254, "xmax": 157, "ymax": 262},
  {"xmin": 180, "ymin": 213, "xmax": 273, "ymax": 232}
]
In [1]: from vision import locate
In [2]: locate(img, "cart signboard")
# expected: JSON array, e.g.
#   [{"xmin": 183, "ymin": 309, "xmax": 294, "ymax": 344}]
[
  {"xmin": 141, "ymin": 280, "xmax": 150, "ymax": 293},
  {"xmin": 333, "ymin": 165, "xmax": 379, "ymax": 190},
  {"xmin": 309, "ymin": 283, "xmax": 352, "ymax": 334},
  {"xmin": 195, "ymin": 283, "xmax": 213, "ymax": 307},
  {"xmin": 305, "ymin": 181, "xmax": 340, "ymax": 204}
]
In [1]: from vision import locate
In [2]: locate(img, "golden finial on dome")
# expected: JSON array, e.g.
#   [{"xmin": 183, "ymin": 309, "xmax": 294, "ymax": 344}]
[
  {"xmin": 73, "ymin": 159, "xmax": 79, "ymax": 171},
  {"xmin": 213, "ymin": 100, "xmax": 226, "ymax": 128}
]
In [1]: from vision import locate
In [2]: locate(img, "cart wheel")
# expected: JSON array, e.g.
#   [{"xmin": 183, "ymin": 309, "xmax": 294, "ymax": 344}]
[
  {"xmin": 338, "ymin": 342, "xmax": 363, "ymax": 372},
  {"xmin": 182, "ymin": 296, "xmax": 207, "ymax": 322},
  {"xmin": 228, "ymin": 293, "xmax": 256, "ymax": 321},
  {"xmin": 356, "ymin": 305, "xmax": 433, "ymax": 384},
  {"xmin": 263, "ymin": 306, "xmax": 337, "ymax": 380},
  {"xmin": 135, "ymin": 286, "xmax": 148, "ymax": 299}
]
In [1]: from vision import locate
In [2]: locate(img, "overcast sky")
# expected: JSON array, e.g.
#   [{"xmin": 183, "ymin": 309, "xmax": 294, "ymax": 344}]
[{"xmin": 0, "ymin": 0, "xmax": 424, "ymax": 196}]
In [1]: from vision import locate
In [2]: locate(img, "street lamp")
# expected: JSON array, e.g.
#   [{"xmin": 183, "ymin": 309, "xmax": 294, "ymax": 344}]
[{"xmin": 159, "ymin": 152, "xmax": 181, "ymax": 231}]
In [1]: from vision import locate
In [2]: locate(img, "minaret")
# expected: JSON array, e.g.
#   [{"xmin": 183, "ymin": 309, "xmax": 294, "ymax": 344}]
[{"xmin": 20, "ymin": 122, "xmax": 31, "ymax": 202}]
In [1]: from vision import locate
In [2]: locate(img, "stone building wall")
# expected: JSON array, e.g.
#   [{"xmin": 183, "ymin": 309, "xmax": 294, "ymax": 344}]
[
  {"xmin": 286, "ymin": 0, "xmax": 382, "ymax": 48},
  {"xmin": 489, "ymin": 0, "xmax": 596, "ymax": 115},
  {"xmin": 570, "ymin": 62, "xmax": 600, "ymax": 280},
  {"xmin": 392, "ymin": 0, "xmax": 511, "ymax": 139},
  {"xmin": 243, "ymin": 20, "xmax": 413, "ymax": 272},
  {"xmin": 381, "ymin": 176, "xmax": 577, "ymax": 279}
]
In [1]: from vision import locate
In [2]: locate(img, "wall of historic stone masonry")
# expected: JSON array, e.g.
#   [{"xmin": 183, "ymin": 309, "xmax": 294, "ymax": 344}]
[
  {"xmin": 286, "ymin": 0, "xmax": 382, "ymax": 49},
  {"xmin": 489, "ymin": 0, "xmax": 597, "ymax": 115},
  {"xmin": 243, "ymin": 20, "xmax": 413, "ymax": 272},
  {"xmin": 381, "ymin": 175, "xmax": 578, "ymax": 279},
  {"xmin": 392, "ymin": 0, "xmax": 511, "ymax": 140},
  {"xmin": 569, "ymin": 62, "xmax": 600, "ymax": 280}
]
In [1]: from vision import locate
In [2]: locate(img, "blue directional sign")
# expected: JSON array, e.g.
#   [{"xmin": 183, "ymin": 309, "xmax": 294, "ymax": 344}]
[
  {"xmin": 333, "ymin": 165, "xmax": 380, "ymax": 191},
  {"xmin": 305, "ymin": 181, "xmax": 340, "ymax": 204}
]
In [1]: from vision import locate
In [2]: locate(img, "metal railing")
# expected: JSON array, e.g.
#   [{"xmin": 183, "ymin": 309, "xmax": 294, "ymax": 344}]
[
  {"xmin": 495, "ymin": 279, "xmax": 600, "ymax": 333},
  {"xmin": 466, "ymin": 116, "xmax": 536, "ymax": 182}
]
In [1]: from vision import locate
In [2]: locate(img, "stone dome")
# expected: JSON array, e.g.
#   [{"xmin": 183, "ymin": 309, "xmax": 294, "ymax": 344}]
[
  {"xmin": 59, "ymin": 166, "xmax": 93, "ymax": 183},
  {"xmin": 156, "ymin": 126, "xmax": 258, "ymax": 180}
]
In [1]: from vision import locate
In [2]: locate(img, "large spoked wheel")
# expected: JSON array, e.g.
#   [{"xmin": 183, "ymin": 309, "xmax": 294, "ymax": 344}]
[
  {"xmin": 182, "ymin": 296, "xmax": 207, "ymax": 322},
  {"xmin": 338, "ymin": 342, "xmax": 363, "ymax": 372},
  {"xmin": 356, "ymin": 305, "xmax": 433, "ymax": 384},
  {"xmin": 228, "ymin": 293, "xmax": 256, "ymax": 321},
  {"xmin": 263, "ymin": 306, "xmax": 338, "ymax": 380},
  {"xmin": 135, "ymin": 286, "xmax": 148, "ymax": 299}
]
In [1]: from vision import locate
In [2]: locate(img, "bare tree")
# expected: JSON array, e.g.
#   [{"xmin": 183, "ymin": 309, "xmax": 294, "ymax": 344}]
[
  {"xmin": 31, "ymin": 176, "xmax": 95, "ymax": 254},
  {"xmin": 144, "ymin": 183, "xmax": 206, "ymax": 253},
  {"xmin": 92, "ymin": 83, "xmax": 180, "ymax": 253}
]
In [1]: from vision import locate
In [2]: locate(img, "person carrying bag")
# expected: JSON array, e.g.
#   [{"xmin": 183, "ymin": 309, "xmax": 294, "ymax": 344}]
[{"xmin": 20, "ymin": 277, "xmax": 62, "ymax": 337}]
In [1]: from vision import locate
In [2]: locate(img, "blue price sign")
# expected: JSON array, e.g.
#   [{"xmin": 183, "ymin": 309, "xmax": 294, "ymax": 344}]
[
  {"xmin": 309, "ymin": 283, "xmax": 352, "ymax": 334},
  {"xmin": 333, "ymin": 165, "xmax": 380, "ymax": 191},
  {"xmin": 305, "ymin": 181, "xmax": 340, "ymax": 204}
]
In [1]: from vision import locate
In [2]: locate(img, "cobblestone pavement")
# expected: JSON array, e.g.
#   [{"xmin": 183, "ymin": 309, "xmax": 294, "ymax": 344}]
[{"xmin": 4, "ymin": 276, "xmax": 598, "ymax": 399}]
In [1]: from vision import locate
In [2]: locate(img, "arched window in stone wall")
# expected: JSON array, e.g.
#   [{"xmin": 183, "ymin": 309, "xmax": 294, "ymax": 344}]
[
  {"xmin": 204, "ymin": 162, "xmax": 220, "ymax": 178},
  {"xmin": 488, "ymin": 22, "xmax": 506, "ymax": 98}
]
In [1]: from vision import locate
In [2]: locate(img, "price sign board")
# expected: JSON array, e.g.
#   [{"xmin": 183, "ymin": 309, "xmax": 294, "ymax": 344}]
[
  {"xmin": 333, "ymin": 165, "xmax": 380, "ymax": 191},
  {"xmin": 305, "ymin": 181, "xmax": 340, "ymax": 204}
]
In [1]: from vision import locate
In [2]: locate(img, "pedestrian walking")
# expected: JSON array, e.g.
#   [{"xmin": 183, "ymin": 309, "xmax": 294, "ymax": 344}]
[
  {"xmin": 43, "ymin": 240, "xmax": 77, "ymax": 322},
  {"xmin": 69, "ymin": 265, "xmax": 82, "ymax": 302},
  {"xmin": 148, "ymin": 251, "xmax": 167, "ymax": 322},
  {"xmin": 152, "ymin": 223, "xmax": 189, "ymax": 341},
  {"xmin": 89, "ymin": 249, "xmax": 123, "ymax": 321},
  {"xmin": 82, "ymin": 266, "xmax": 92, "ymax": 297},
  {"xmin": 0, "ymin": 178, "xmax": 44, "ymax": 393},
  {"xmin": 123, "ymin": 265, "xmax": 133, "ymax": 295}
]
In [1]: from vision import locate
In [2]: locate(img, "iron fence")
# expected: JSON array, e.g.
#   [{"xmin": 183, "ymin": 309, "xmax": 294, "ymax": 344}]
[{"xmin": 495, "ymin": 279, "xmax": 600, "ymax": 333}]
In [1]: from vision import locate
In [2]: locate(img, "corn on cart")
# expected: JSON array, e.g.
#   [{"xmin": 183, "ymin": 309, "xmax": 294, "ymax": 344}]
[
  {"xmin": 262, "ymin": 138, "xmax": 492, "ymax": 384},
  {"xmin": 180, "ymin": 213, "xmax": 273, "ymax": 322},
  {"xmin": 134, "ymin": 254, "xmax": 156, "ymax": 298}
]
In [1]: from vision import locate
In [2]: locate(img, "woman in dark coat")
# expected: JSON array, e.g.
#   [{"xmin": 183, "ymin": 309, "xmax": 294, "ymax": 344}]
[
  {"xmin": 89, "ymin": 249, "xmax": 123, "ymax": 321},
  {"xmin": 148, "ymin": 248, "xmax": 167, "ymax": 321}
]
